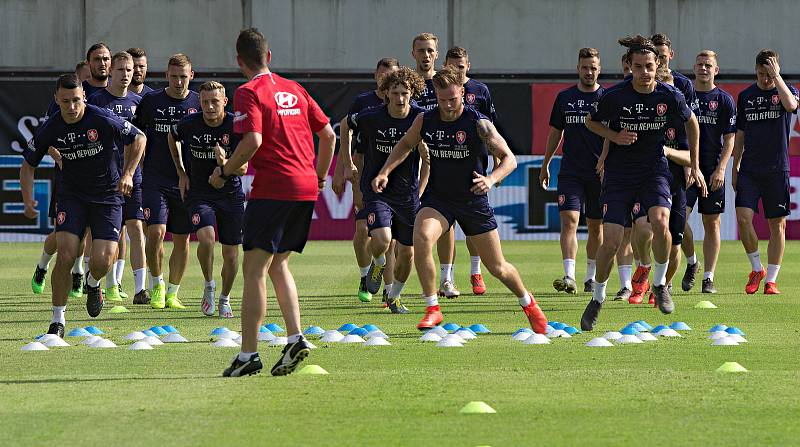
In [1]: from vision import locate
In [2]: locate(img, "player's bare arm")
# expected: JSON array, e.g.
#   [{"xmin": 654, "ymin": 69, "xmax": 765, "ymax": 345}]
[
  {"xmin": 731, "ymin": 129, "xmax": 746, "ymax": 192},
  {"xmin": 585, "ymin": 113, "xmax": 637, "ymax": 145},
  {"xmin": 119, "ymin": 132, "xmax": 146, "ymax": 196},
  {"xmin": 334, "ymin": 117, "xmax": 357, "ymax": 194},
  {"xmin": 711, "ymin": 132, "xmax": 735, "ymax": 191},
  {"xmin": 540, "ymin": 126, "xmax": 564, "ymax": 189},
  {"xmin": 417, "ymin": 141, "xmax": 430, "ymax": 197},
  {"xmin": 765, "ymin": 57, "xmax": 799, "ymax": 112},
  {"xmin": 167, "ymin": 131, "xmax": 190, "ymax": 199},
  {"xmin": 684, "ymin": 113, "xmax": 707, "ymax": 197},
  {"xmin": 19, "ymin": 161, "xmax": 38, "ymax": 219},
  {"xmin": 315, "ymin": 123, "xmax": 336, "ymax": 191},
  {"xmin": 372, "ymin": 113, "xmax": 423, "ymax": 193},
  {"xmin": 596, "ymin": 138, "xmax": 609, "ymax": 179},
  {"xmin": 473, "ymin": 118, "xmax": 516, "ymax": 194}
]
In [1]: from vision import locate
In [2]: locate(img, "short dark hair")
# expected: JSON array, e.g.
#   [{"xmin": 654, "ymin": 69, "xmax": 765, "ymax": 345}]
[
  {"xmin": 237, "ymin": 27, "xmax": 269, "ymax": 70},
  {"xmin": 56, "ymin": 73, "xmax": 81, "ymax": 91},
  {"xmin": 75, "ymin": 60, "xmax": 88, "ymax": 72},
  {"xmin": 579, "ymin": 48, "xmax": 600, "ymax": 60},
  {"xmin": 618, "ymin": 35, "xmax": 659, "ymax": 65},
  {"xmin": 756, "ymin": 49, "xmax": 779, "ymax": 66},
  {"xmin": 445, "ymin": 46, "xmax": 468, "ymax": 61},
  {"xmin": 376, "ymin": 57, "xmax": 399, "ymax": 71},
  {"xmin": 126, "ymin": 47, "xmax": 146, "ymax": 58},
  {"xmin": 651, "ymin": 33, "xmax": 672, "ymax": 48},
  {"xmin": 86, "ymin": 42, "xmax": 111, "ymax": 61},
  {"xmin": 432, "ymin": 64, "xmax": 465, "ymax": 90}
]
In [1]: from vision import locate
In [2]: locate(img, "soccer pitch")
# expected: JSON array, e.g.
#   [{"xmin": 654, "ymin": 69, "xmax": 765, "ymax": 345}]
[{"xmin": 1, "ymin": 240, "xmax": 798, "ymax": 446}]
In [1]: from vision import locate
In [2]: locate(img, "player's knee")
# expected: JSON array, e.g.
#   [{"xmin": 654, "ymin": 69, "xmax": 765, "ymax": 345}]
[
  {"xmin": 736, "ymin": 212, "xmax": 752, "ymax": 228},
  {"xmin": 485, "ymin": 260, "xmax": 509, "ymax": 278},
  {"xmin": 148, "ymin": 225, "xmax": 166, "ymax": 241},
  {"xmin": 702, "ymin": 215, "xmax": 720, "ymax": 229},
  {"xmin": 768, "ymin": 218, "xmax": 786, "ymax": 233}
]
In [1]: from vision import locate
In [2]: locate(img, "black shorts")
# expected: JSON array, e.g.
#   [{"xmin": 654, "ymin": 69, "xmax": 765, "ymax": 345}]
[
  {"xmin": 735, "ymin": 171, "xmax": 791, "ymax": 219},
  {"xmin": 420, "ymin": 193, "xmax": 497, "ymax": 237},
  {"xmin": 557, "ymin": 174, "xmax": 602, "ymax": 220},
  {"xmin": 365, "ymin": 199, "xmax": 417, "ymax": 246},
  {"xmin": 242, "ymin": 199, "xmax": 315, "ymax": 253},
  {"xmin": 142, "ymin": 186, "xmax": 192, "ymax": 235},
  {"xmin": 189, "ymin": 194, "xmax": 245, "ymax": 246}
]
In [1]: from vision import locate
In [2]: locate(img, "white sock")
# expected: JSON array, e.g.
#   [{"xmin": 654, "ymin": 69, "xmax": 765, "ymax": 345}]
[
  {"xmin": 653, "ymin": 261, "xmax": 668, "ymax": 287},
  {"xmin": 563, "ymin": 259, "xmax": 576, "ymax": 279},
  {"xmin": 167, "ymin": 282, "xmax": 180, "ymax": 295},
  {"xmin": 440, "ymin": 264, "xmax": 453, "ymax": 283},
  {"xmin": 592, "ymin": 281, "xmax": 607, "ymax": 303},
  {"xmin": 584, "ymin": 259, "xmax": 597, "ymax": 282},
  {"xmin": 133, "ymin": 268, "xmax": 146, "ymax": 294},
  {"xmin": 86, "ymin": 272, "xmax": 100, "ymax": 288},
  {"xmin": 448, "ymin": 264, "xmax": 455, "ymax": 282},
  {"xmin": 38, "ymin": 251, "xmax": 53, "ymax": 270},
  {"xmin": 518, "ymin": 292, "xmax": 532, "ymax": 307},
  {"xmin": 52, "ymin": 305, "xmax": 66, "ymax": 325},
  {"xmin": 388, "ymin": 281, "xmax": 405, "ymax": 299},
  {"xmin": 115, "ymin": 259, "xmax": 125, "ymax": 284},
  {"xmin": 287, "ymin": 334, "xmax": 303, "ymax": 344},
  {"xmin": 766, "ymin": 264, "xmax": 781, "ymax": 283},
  {"xmin": 425, "ymin": 294, "xmax": 439, "ymax": 307},
  {"xmin": 384, "ymin": 284, "xmax": 392, "ymax": 295},
  {"xmin": 374, "ymin": 254, "xmax": 386, "ymax": 266},
  {"xmin": 747, "ymin": 251, "xmax": 762, "ymax": 271},
  {"xmin": 83, "ymin": 257, "xmax": 90, "ymax": 274},
  {"xmin": 238, "ymin": 351, "xmax": 256, "ymax": 362},
  {"xmin": 618, "ymin": 264, "xmax": 633, "ymax": 289},
  {"xmin": 359, "ymin": 266, "xmax": 369, "ymax": 277},
  {"xmin": 470, "ymin": 256, "xmax": 481, "ymax": 275},
  {"xmin": 704, "ymin": 271, "xmax": 714, "ymax": 281},
  {"xmin": 105, "ymin": 267, "xmax": 117, "ymax": 288},
  {"xmin": 150, "ymin": 274, "xmax": 163, "ymax": 289},
  {"xmin": 72, "ymin": 256, "xmax": 84, "ymax": 275},
  {"xmin": 219, "ymin": 294, "xmax": 230, "ymax": 305},
  {"xmin": 687, "ymin": 254, "xmax": 697, "ymax": 265},
  {"xmin": 205, "ymin": 279, "xmax": 216, "ymax": 289}
]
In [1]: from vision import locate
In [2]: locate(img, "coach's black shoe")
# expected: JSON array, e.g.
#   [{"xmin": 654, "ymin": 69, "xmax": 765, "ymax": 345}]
[
  {"xmin": 271, "ymin": 337, "xmax": 311, "ymax": 376},
  {"xmin": 85, "ymin": 284, "xmax": 104, "ymax": 318},
  {"xmin": 613, "ymin": 287, "xmax": 632, "ymax": 301},
  {"xmin": 653, "ymin": 285, "xmax": 674, "ymax": 314},
  {"xmin": 702, "ymin": 278, "xmax": 717, "ymax": 294},
  {"xmin": 47, "ymin": 322, "xmax": 65, "ymax": 339},
  {"xmin": 583, "ymin": 279, "xmax": 594, "ymax": 293},
  {"xmin": 223, "ymin": 353, "xmax": 263, "ymax": 377},
  {"xmin": 682, "ymin": 262, "xmax": 699, "ymax": 291},
  {"xmin": 69, "ymin": 272, "xmax": 83, "ymax": 299},
  {"xmin": 580, "ymin": 299, "xmax": 603, "ymax": 331},
  {"xmin": 133, "ymin": 289, "xmax": 151, "ymax": 305},
  {"xmin": 365, "ymin": 261, "xmax": 386, "ymax": 295}
]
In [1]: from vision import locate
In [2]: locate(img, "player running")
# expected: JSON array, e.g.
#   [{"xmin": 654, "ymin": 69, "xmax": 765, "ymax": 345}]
[
  {"xmin": 373, "ymin": 65, "xmax": 548, "ymax": 334},
  {"xmin": 682, "ymin": 50, "xmax": 736, "ymax": 293},
  {"xmin": 580, "ymin": 35, "xmax": 705, "ymax": 330},
  {"xmin": 541, "ymin": 47, "xmax": 604, "ymax": 295},
  {"xmin": 133, "ymin": 53, "xmax": 200, "ymax": 309},
  {"xmin": 333, "ymin": 57, "xmax": 399, "ymax": 304},
  {"xmin": 222, "ymin": 28, "xmax": 335, "ymax": 377},
  {"xmin": 343, "ymin": 67, "xmax": 428, "ymax": 313},
  {"xmin": 21, "ymin": 74, "xmax": 145, "ymax": 336},
  {"xmin": 170, "ymin": 81, "xmax": 245, "ymax": 318},
  {"xmin": 733, "ymin": 50, "xmax": 797, "ymax": 295},
  {"xmin": 127, "ymin": 48, "xmax": 155, "ymax": 96},
  {"xmin": 87, "ymin": 51, "xmax": 148, "ymax": 304}
]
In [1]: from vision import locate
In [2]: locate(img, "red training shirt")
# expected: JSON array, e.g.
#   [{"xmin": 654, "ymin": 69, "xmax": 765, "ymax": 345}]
[{"xmin": 233, "ymin": 72, "xmax": 329, "ymax": 201}]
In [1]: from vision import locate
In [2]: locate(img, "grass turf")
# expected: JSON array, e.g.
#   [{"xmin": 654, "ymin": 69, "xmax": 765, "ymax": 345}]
[{"xmin": 1, "ymin": 240, "xmax": 798, "ymax": 446}]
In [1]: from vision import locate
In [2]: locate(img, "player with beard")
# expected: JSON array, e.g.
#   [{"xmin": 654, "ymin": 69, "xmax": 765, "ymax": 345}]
[{"xmin": 127, "ymin": 48, "xmax": 155, "ymax": 96}]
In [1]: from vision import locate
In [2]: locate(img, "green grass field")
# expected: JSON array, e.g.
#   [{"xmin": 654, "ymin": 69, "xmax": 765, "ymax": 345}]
[{"xmin": 1, "ymin": 240, "xmax": 798, "ymax": 446}]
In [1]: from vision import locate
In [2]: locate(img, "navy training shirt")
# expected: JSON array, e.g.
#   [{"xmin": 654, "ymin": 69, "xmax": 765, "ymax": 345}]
[
  {"xmin": 132, "ymin": 88, "xmax": 201, "ymax": 190},
  {"xmin": 24, "ymin": 104, "xmax": 140, "ymax": 205},
  {"xmin": 421, "ymin": 106, "xmax": 490, "ymax": 202},
  {"xmin": 695, "ymin": 87, "xmax": 736, "ymax": 174},
  {"xmin": 87, "ymin": 89, "xmax": 143, "ymax": 185},
  {"xmin": 170, "ymin": 112, "xmax": 242, "ymax": 198},
  {"xmin": 347, "ymin": 90, "xmax": 384, "ymax": 155},
  {"xmin": 417, "ymin": 78, "xmax": 438, "ymax": 111},
  {"xmin": 736, "ymin": 83, "xmax": 798, "ymax": 174},
  {"xmin": 463, "ymin": 79, "xmax": 497, "ymax": 122},
  {"xmin": 347, "ymin": 104, "xmax": 425, "ymax": 206},
  {"xmin": 591, "ymin": 79, "xmax": 692, "ymax": 183},
  {"xmin": 549, "ymin": 85, "xmax": 605, "ymax": 178},
  {"xmin": 672, "ymin": 70, "xmax": 698, "ymax": 112}
]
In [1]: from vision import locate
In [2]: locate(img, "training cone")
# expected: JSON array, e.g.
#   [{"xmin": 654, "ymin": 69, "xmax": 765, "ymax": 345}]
[
  {"xmin": 709, "ymin": 324, "xmax": 728, "ymax": 332},
  {"xmin": 637, "ymin": 332, "xmax": 658, "ymax": 342},
  {"xmin": 429, "ymin": 326, "xmax": 449, "ymax": 337},
  {"xmin": 713, "ymin": 337, "xmax": 739, "ymax": 346},
  {"xmin": 436, "ymin": 337, "xmax": 464, "ymax": 347},
  {"xmin": 321, "ymin": 332, "xmax": 344, "ymax": 343},
  {"xmin": 67, "ymin": 328, "xmax": 91, "ymax": 337},
  {"xmin": 266, "ymin": 323, "xmax": 284, "ymax": 333},
  {"xmin": 603, "ymin": 331, "xmax": 623, "ymax": 341},
  {"xmin": 670, "ymin": 322, "xmax": 692, "ymax": 331},
  {"xmin": 125, "ymin": 332, "xmax": 146, "ymax": 341},
  {"xmin": 213, "ymin": 338, "xmax": 239, "ymax": 348},
  {"xmin": 656, "ymin": 328, "xmax": 681, "ymax": 337},
  {"xmin": 725, "ymin": 327, "xmax": 745, "ymax": 335},
  {"xmin": 303, "ymin": 326, "xmax": 325, "ymax": 336},
  {"xmin": 128, "ymin": 341, "xmax": 154, "ymax": 350},
  {"xmin": 709, "ymin": 331, "xmax": 729, "ymax": 340},
  {"xmin": 550, "ymin": 322, "xmax": 566, "ymax": 330},
  {"xmin": 149, "ymin": 326, "xmax": 167, "ymax": 336},
  {"xmin": 695, "ymin": 301, "xmax": 717, "ymax": 309},
  {"xmin": 620, "ymin": 327, "xmax": 640, "ymax": 335},
  {"xmin": 547, "ymin": 329, "xmax": 571, "ymax": 339},
  {"xmin": 364, "ymin": 337, "xmax": 391, "ymax": 346},
  {"xmin": 81, "ymin": 336, "xmax": 103, "ymax": 345},
  {"xmin": 442, "ymin": 323, "xmax": 461, "ymax": 332},
  {"xmin": 728, "ymin": 334, "xmax": 748, "ymax": 343},
  {"xmin": 459, "ymin": 401, "xmax": 496, "ymax": 414},
  {"xmin": 210, "ymin": 327, "xmax": 229, "ymax": 336},
  {"xmin": 108, "ymin": 306, "xmax": 129, "ymax": 313},
  {"xmin": 512, "ymin": 332, "xmax": 532, "ymax": 342},
  {"xmin": 38, "ymin": 334, "xmax": 59, "ymax": 343},
  {"xmin": 651, "ymin": 325, "xmax": 669, "ymax": 333},
  {"xmin": 366, "ymin": 330, "xmax": 389, "ymax": 339},
  {"xmin": 716, "ymin": 362, "xmax": 748, "ymax": 373},
  {"xmin": 161, "ymin": 325, "xmax": 178, "ymax": 333},
  {"xmin": 362, "ymin": 324, "xmax": 380, "ymax": 332},
  {"xmin": 586, "ymin": 337, "xmax": 614, "ymax": 347},
  {"xmin": 616, "ymin": 334, "xmax": 643, "ymax": 344},
  {"xmin": 512, "ymin": 328, "xmax": 534, "ymax": 337},
  {"xmin": 84, "ymin": 326, "xmax": 104, "ymax": 335},
  {"xmin": 636, "ymin": 320, "xmax": 653, "ymax": 331},
  {"xmin": 545, "ymin": 325, "xmax": 555, "ymax": 334},
  {"xmin": 420, "ymin": 332, "xmax": 443, "ymax": 342},
  {"xmin": 627, "ymin": 322, "xmax": 648, "ymax": 332},
  {"xmin": 523, "ymin": 334, "xmax": 550, "ymax": 345},
  {"xmin": 348, "ymin": 327, "xmax": 369, "ymax": 336},
  {"xmin": 340, "ymin": 334, "xmax": 366, "ymax": 343},
  {"xmin": 296, "ymin": 364, "xmax": 329, "ymax": 375},
  {"xmin": 258, "ymin": 331, "xmax": 276, "ymax": 342},
  {"xmin": 142, "ymin": 330, "xmax": 157, "ymax": 337},
  {"xmin": 162, "ymin": 333, "xmax": 188, "ymax": 343},
  {"xmin": 454, "ymin": 329, "xmax": 477, "ymax": 340},
  {"xmin": 269, "ymin": 337, "xmax": 288, "ymax": 346},
  {"xmin": 563, "ymin": 326, "xmax": 581, "ymax": 335},
  {"xmin": 218, "ymin": 330, "xmax": 240, "ymax": 340},
  {"xmin": 142, "ymin": 335, "xmax": 164, "ymax": 346},
  {"xmin": 469, "ymin": 324, "xmax": 491, "ymax": 334},
  {"xmin": 43, "ymin": 337, "xmax": 70, "ymax": 347},
  {"xmin": 21, "ymin": 342, "xmax": 48, "ymax": 351},
  {"xmin": 89, "ymin": 339, "xmax": 117, "ymax": 348},
  {"xmin": 306, "ymin": 341, "xmax": 318, "ymax": 349},
  {"xmin": 337, "ymin": 323, "xmax": 358, "ymax": 332}
]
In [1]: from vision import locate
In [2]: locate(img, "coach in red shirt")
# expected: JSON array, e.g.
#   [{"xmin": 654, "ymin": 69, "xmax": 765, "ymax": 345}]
[{"xmin": 217, "ymin": 28, "xmax": 335, "ymax": 377}]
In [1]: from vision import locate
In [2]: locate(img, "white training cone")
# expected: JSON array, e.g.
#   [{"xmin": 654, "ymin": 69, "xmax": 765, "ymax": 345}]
[
  {"xmin": 213, "ymin": 338, "xmax": 239, "ymax": 348},
  {"xmin": 603, "ymin": 331, "xmax": 623, "ymax": 341},
  {"xmin": 436, "ymin": 337, "xmax": 463, "ymax": 347},
  {"xmin": 441, "ymin": 334, "xmax": 465, "ymax": 344},
  {"xmin": 81, "ymin": 336, "xmax": 103, "ymax": 346},
  {"xmin": 21, "ymin": 342, "xmax": 48, "ymax": 351},
  {"xmin": 709, "ymin": 331, "xmax": 729, "ymax": 340},
  {"xmin": 269, "ymin": 337, "xmax": 288, "ymax": 346},
  {"xmin": 125, "ymin": 332, "xmax": 147, "ymax": 341},
  {"xmin": 321, "ymin": 332, "xmax": 345, "ymax": 342},
  {"xmin": 656, "ymin": 328, "xmax": 682, "ymax": 337},
  {"xmin": 43, "ymin": 337, "xmax": 70, "ymax": 347},
  {"xmin": 89, "ymin": 339, "xmax": 117, "ymax": 348},
  {"xmin": 429, "ymin": 326, "xmax": 449, "ymax": 337},
  {"xmin": 218, "ymin": 330, "xmax": 240, "ymax": 340},
  {"xmin": 586, "ymin": 337, "xmax": 614, "ymax": 347},
  {"xmin": 728, "ymin": 334, "xmax": 748, "ymax": 343},
  {"xmin": 258, "ymin": 331, "xmax": 276, "ymax": 342},
  {"xmin": 128, "ymin": 341, "xmax": 154, "ymax": 350},
  {"xmin": 340, "ymin": 334, "xmax": 366, "ymax": 343},
  {"xmin": 162, "ymin": 333, "xmax": 188, "ymax": 343},
  {"xmin": 512, "ymin": 332, "xmax": 532, "ymax": 342},
  {"xmin": 364, "ymin": 337, "xmax": 391, "ymax": 346},
  {"xmin": 616, "ymin": 334, "xmax": 643, "ymax": 344},
  {"xmin": 38, "ymin": 334, "xmax": 60, "ymax": 343},
  {"xmin": 454, "ymin": 329, "xmax": 477, "ymax": 340},
  {"xmin": 713, "ymin": 337, "xmax": 739, "ymax": 346},
  {"xmin": 366, "ymin": 330, "xmax": 389, "ymax": 339},
  {"xmin": 306, "ymin": 341, "xmax": 317, "ymax": 349},
  {"xmin": 547, "ymin": 329, "xmax": 571, "ymax": 339},
  {"xmin": 420, "ymin": 332, "xmax": 442, "ymax": 342},
  {"xmin": 523, "ymin": 334, "xmax": 551, "ymax": 345},
  {"xmin": 637, "ymin": 333, "xmax": 658, "ymax": 342},
  {"xmin": 142, "ymin": 336, "xmax": 164, "ymax": 346}
]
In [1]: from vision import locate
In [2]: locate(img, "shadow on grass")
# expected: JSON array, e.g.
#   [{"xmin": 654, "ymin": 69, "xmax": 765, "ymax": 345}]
[{"xmin": 0, "ymin": 374, "xmax": 223, "ymax": 385}]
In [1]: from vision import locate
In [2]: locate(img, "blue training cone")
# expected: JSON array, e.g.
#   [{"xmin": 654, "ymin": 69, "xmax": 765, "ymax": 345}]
[
  {"xmin": 442, "ymin": 323, "xmax": 461, "ymax": 331},
  {"xmin": 150, "ymin": 326, "xmax": 167, "ymax": 336},
  {"xmin": 652, "ymin": 325, "xmax": 669, "ymax": 333},
  {"xmin": 513, "ymin": 328, "xmax": 534, "ymax": 337},
  {"xmin": 551, "ymin": 322, "xmax": 567, "ymax": 330},
  {"xmin": 725, "ymin": 327, "xmax": 745, "ymax": 335},
  {"xmin": 709, "ymin": 324, "xmax": 728, "ymax": 332},
  {"xmin": 161, "ymin": 325, "xmax": 178, "ymax": 334},
  {"xmin": 85, "ymin": 326, "xmax": 104, "ymax": 335},
  {"xmin": 259, "ymin": 326, "xmax": 271, "ymax": 333},
  {"xmin": 636, "ymin": 320, "xmax": 653, "ymax": 331},
  {"xmin": 210, "ymin": 327, "xmax": 229, "ymax": 336},
  {"xmin": 620, "ymin": 327, "xmax": 640, "ymax": 335},
  {"xmin": 67, "ymin": 328, "xmax": 91, "ymax": 337},
  {"xmin": 563, "ymin": 326, "xmax": 581, "ymax": 335},
  {"xmin": 338, "ymin": 323, "xmax": 358, "ymax": 332},
  {"xmin": 362, "ymin": 324, "xmax": 379, "ymax": 332},
  {"xmin": 303, "ymin": 326, "xmax": 325, "ymax": 335},
  {"xmin": 670, "ymin": 322, "xmax": 692, "ymax": 331},
  {"xmin": 142, "ymin": 329, "xmax": 157, "ymax": 337},
  {"xmin": 469, "ymin": 324, "xmax": 491, "ymax": 334},
  {"xmin": 266, "ymin": 323, "xmax": 284, "ymax": 333},
  {"xmin": 349, "ymin": 327, "xmax": 369, "ymax": 336}
]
